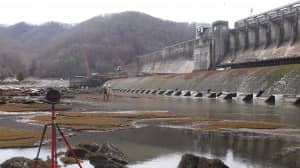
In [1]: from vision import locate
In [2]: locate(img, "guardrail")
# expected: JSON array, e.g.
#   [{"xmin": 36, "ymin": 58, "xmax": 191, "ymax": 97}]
[{"xmin": 217, "ymin": 56, "xmax": 300, "ymax": 69}]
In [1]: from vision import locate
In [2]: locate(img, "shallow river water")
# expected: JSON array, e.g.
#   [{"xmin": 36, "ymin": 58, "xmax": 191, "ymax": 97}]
[
  {"xmin": 70, "ymin": 96, "xmax": 300, "ymax": 128},
  {"xmin": 1, "ymin": 95, "xmax": 300, "ymax": 168},
  {"xmin": 0, "ymin": 126, "xmax": 298, "ymax": 168}
]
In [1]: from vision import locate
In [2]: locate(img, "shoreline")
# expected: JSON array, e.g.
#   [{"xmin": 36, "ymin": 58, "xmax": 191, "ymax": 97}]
[{"xmin": 0, "ymin": 110, "xmax": 299, "ymax": 149}]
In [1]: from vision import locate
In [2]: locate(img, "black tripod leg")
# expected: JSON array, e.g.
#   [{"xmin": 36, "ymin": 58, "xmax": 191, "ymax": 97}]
[
  {"xmin": 33, "ymin": 124, "xmax": 49, "ymax": 168},
  {"xmin": 56, "ymin": 124, "xmax": 83, "ymax": 168}
]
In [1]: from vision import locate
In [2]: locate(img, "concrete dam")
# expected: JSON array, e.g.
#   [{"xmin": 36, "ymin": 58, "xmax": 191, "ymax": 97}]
[
  {"xmin": 107, "ymin": 2, "xmax": 300, "ymax": 106},
  {"xmin": 135, "ymin": 1, "xmax": 300, "ymax": 74}
]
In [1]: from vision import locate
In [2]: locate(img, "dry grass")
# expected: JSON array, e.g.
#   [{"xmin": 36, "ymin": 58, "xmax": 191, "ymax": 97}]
[
  {"xmin": 195, "ymin": 120, "xmax": 286, "ymax": 130},
  {"xmin": 0, "ymin": 103, "xmax": 70, "ymax": 112},
  {"xmin": 30, "ymin": 111, "xmax": 178, "ymax": 131},
  {"xmin": 144, "ymin": 117, "xmax": 215, "ymax": 124},
  {"xmin": 30, "ymin": 111, "xmax": 287, "ymax": 132},
  {"xmin": 0, "ymin": 127, "xmax": 40, "ymax": 148}
]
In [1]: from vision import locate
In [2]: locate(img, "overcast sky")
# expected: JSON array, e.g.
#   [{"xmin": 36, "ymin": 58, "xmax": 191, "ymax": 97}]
[{"xmin": 0, "ymin": 0, "xmax": 297, "ymax": 27}]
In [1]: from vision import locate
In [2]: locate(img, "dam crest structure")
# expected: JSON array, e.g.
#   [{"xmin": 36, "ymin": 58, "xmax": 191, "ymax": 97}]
[
  {"xmin": 134, "ymin": 1, "xmax": 300, "ymax": 74},
  {"xmin": 108, "ymin": 2, "xmax": 300, "ymax": 107}
]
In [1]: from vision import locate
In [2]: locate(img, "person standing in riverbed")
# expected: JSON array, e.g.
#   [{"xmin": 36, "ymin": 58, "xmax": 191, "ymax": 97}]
[
  {"xmin": 102, "ymin": 85, "xmax": 112, "ymax": 101},
  {"xmin": 102, "ymin": 85, "xmax": 109, "ymax": 101}
]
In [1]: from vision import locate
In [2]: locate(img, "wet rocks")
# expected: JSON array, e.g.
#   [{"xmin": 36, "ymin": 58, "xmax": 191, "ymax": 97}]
[
  {"xmin": 178, "ymin": 153, "xmax": 229, "ymax": 168},
  {"xmin": 1, "ymin": 157, "xmax": 49, "ymax": 168},
  {"xmin": 99, "ymin": 142, "xmax": 127, "ymax": 162},
  {"xmin": 87, "ymin": 142, "xmax": 128, "ymax": 167},
  {"xmin": 63, "ymin": 142, "xmax": 128, "ymax": 168},
  {"xmin": 78, "ymin": 143, "xmax": 100, "ymax": 152},
  {"xmin": 89, "ymin": 154, "xmax": 127, "ymax": 168},
  {"xmin": 65, "ymin": 147, "xmax": 89, "ymax": 159},
  {"xmin": 274, "ymin": 147, "xmax": 300, "ymax": 168}
]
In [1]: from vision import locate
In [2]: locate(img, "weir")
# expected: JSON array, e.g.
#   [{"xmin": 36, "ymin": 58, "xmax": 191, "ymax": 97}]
[
  {"xmin": 208, "ymin": 93, "xmax": 217, "ymax": 98},
  {"xmin": 265, "ymin": 95, "xmax": 276, "ymax": 105},
  {"xmin": 294, "ymin": 97, "xmax": 300, "ymax": 106},
  {"xmin": 174, "ymin": 90, "xmax": 182, "ymax": 96},
  {"xmin": 194, "ymin": 92, "xmax": 203, "ymax": 97},
  {"xmin": 223, "ymin": 93, "xmax": 237, "ymax": 100},
  {"xmin": 242, "ymin": 94, "xmax": 253, "ymax": 103},
  {"xmin": 165, "ymin": 90, "xmax": 174, "ymax": 96}
]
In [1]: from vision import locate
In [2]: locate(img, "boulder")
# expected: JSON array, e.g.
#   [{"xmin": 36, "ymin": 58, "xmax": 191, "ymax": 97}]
[
  {"xmin": 0, "ymin": 98, "xmax": 6, "ymax": 104},
  {"xmin": 1, "ymin": 157, "xmax": 49, "ymax": 168},
  {"xmin": 65, "ymin": 147, "xmax": 89, "ymax": 159},
  {"xmin": 178, "ymin": 153, "xmax": 229, "ymax": 168},
  {"xmin": 78, "ymin": 143, "xmax": 100, "ymax": 152},
  {"xmin": 89, "ymin": 154, "xmax": 127, "ymax": 168},
  {"xmin": 87, "ymin": 142, "xmax": 128, "ymax": 168},
  {"xmin": 99, "ymin": 142, "xmax": 127, "ymax": 162}
]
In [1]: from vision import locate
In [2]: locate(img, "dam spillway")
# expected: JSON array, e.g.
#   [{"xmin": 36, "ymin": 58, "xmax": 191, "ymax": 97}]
[{"xmin": 128, "ymin": 1, "xmax": 300, "ymax": 76}]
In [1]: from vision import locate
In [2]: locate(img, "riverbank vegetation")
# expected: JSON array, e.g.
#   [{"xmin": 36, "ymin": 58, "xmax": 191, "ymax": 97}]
[
  {"xmin": 29, "ymin": 111, "xmax": 287, "ymax": 131},
  {"xmin": 0, "ymin": 127, "xmax": 40, "ymax": 148},
  {"xmin": 0, "ymin": 103, "xmax": 70, "ymax": 112}
]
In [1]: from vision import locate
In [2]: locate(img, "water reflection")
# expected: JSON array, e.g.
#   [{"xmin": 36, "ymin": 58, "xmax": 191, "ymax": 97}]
[
  {"xmin": 0, "ymin": 126, "xmax": 298, "ymax": 168},
  {"xmin": 67, "ymin": 126, "xmax": 298, "ymax": 168}
]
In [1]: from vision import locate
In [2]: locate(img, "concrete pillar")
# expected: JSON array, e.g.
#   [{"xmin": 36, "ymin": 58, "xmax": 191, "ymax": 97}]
[
  {"xmin": 290, "ymin": 14, "xmax": 298, "ymax": 45},
  {"xmin": 193, "ymin": 27, "xmax": 212, "ymax": 70},
  {"xmin": 270, "ymin": 21, "xmax": 283, "ymax": 47},
  {"xmin": 229, "ymin": 30, "xmax": 237, "ymax": 60},
  {"xmin": 162, "ymin": 48, "xmax": 169, "ymax": 60},
  {"xmin": 259, "ymin": 24, "xmax": 271, "ymax": 48},
  {"xmin": 238, "ymin": 28, "xmax": 248, "ymax": 51},
  {"xmin": 212, "ymin": 21, "xmax": 229, "ymax": 67},
  {"xmin": 248, "ymin": 25, "xmax": 259, "ymax": 50},
  {"xmin": 283, "ymin": 18, "xmax": 293, "ymax": 42}
]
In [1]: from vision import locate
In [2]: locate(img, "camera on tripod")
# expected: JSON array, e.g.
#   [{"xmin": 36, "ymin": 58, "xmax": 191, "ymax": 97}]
[{"xmin": 45, "ymin": 89, "xmax": 61, "ymax": 104}]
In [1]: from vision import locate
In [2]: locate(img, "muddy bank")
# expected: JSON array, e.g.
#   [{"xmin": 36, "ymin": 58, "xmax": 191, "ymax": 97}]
[
  {"xmin": 0, "ymin": 103, "xmax": 70, "ymax": 112},
  {"xmin": 0, "ymin": 110, "xmax": 299, "ymax": 168},
  {"xmin": 106, "ymin": 64, "xmax": 300, "ymax": 95},
  {"xmin": 29, "ymin": 111, "xmax": 286, "ymax": 131},
  {"xmin": 0, "ymin": 127, "xmax": 40, "ymax": 148},
  {"xmin": 1, "ymin": 110, "xmax": 295, "ymax": 149}
]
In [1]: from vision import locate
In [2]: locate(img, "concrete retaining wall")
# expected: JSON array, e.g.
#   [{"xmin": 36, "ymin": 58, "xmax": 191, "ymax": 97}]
[
  {"xmin": 138, "ymin": 40, "xmax": 195, "ymax": 74},
  {"xmin": 106, "ymin": 64, "xmax": 300, "ymax": 96}
]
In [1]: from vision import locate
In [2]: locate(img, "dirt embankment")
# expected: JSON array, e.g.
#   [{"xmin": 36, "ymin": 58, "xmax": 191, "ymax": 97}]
[{"xmin": 106, "ymin": 64, "xmax": 300, "ymax": 95}]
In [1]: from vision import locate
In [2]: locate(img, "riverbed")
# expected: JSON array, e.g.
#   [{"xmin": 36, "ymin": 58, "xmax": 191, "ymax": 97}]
[
  {"xmin": 70, "ymin": 95, "xmax": 300, "ymax": 128},
  {"xmin": 0, "ymin": 94, "xmax": 299, "ymax": 168}
]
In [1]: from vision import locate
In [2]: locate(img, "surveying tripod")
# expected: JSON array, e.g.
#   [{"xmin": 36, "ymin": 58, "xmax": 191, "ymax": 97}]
[{"xmin": 33, "ymin": 89, "xmax": 82, "ymax": 168}]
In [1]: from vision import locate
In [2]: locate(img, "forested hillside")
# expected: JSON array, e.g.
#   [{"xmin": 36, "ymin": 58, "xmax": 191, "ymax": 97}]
[{"xmin": 0, "ymin": 11, "xmax": 195, "ymax": 78}]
